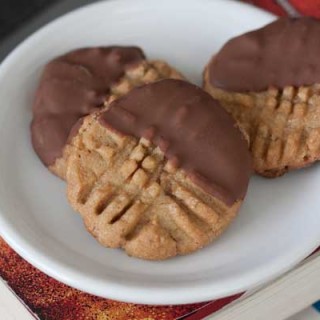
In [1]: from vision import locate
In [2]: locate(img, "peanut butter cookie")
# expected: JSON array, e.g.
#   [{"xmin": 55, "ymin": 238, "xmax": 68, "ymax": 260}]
[
  {"xmin": 65, "ymin": 79, "xmax": 251, "ymax": 260},
  {"xmin": 204, "ymin": 18, "xmax": 320, "ymax": 177}
]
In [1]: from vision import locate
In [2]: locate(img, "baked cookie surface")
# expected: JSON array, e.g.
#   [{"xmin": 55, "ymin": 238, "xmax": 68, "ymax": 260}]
[
  {"xmin": 204, "ymin": 18, "xmax": 320, "ymax": 177},
  {"xmin": 65, "ymin": 79, "xmax": 251, "ymax": 260}
]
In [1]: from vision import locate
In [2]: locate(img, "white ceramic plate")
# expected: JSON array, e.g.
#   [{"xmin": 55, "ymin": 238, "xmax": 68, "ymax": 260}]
[{"xmin": 0, "ymin": 0, "xmax": 319, "ymax": 305}]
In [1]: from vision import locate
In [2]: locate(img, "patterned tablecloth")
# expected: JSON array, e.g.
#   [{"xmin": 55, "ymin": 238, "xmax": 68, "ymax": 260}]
[
  {"xmin": 0, "ymin": 1, "xmax": 319, "ymax": 319},
  {"xmin": 0, "ymin": 236, "xmax": 243, "ymax": 319}
]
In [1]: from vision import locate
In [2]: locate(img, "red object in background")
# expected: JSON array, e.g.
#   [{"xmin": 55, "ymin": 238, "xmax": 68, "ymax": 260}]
[
  {"xmin": 245, "ymin": 0, "xmax": 287, "ymax": 16},
  {"xmin": 244, "ymin": 0, "xmax": 320, "ymax": 17},
  {"xmin": 290, "ymin": 0, "xmax": 320, "ymax": 17}
]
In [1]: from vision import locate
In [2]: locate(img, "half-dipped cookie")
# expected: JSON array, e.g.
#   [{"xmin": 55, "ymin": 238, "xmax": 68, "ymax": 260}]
[
  {"xmin": 31, "ymin": 46, "xmax": 184, "ymax": 178},
  {"xmin": 65, "ymin": 79, "xmax": 251, "ymax": 260},
  {"xmin": 204, "ymin": 18, "xmax": 320, "ymax": 177}
]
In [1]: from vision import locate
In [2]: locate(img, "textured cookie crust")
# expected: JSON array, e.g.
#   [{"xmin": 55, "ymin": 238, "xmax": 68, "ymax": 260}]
[
  {"xmin": 50, "ymin": 60, "xmax": 184, "ymax": 179},
  {"xmin": 65, "ymin": 113, "xmax": 241, "ymax": 260},
  {"xmin": 204, "ymin": 66, "xmax": 320, "ymax": 177}
]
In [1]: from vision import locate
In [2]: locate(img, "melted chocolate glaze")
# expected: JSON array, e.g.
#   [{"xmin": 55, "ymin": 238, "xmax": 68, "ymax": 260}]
[
  {"xmin": 31, "ymin": 46, "xmax": 145, "ymax": 166},
  {"xmin": 99, "ymin": 79, "xmax": 251, "ymax": 205},
  {"xmin": 209, "ymin": 17, "xmax": 320, "ymax": 92}
]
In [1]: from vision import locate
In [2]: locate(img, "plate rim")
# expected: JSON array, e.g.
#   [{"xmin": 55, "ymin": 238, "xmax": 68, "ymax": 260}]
[{"xmin": 0, "ymin": 0, "xmax": 318, "ymax": 305}]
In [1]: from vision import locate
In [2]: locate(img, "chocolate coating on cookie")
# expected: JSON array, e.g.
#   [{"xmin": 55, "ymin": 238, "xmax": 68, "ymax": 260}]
[
  {"xmin": 209, "ymin": 17, "xmax": 320, "ymax": 92},
  {"xmin": 99, "ymin": 79, "xmax": 251, "ymax": 205},
  {"xmin": 31, "ymin": 46, "xmax": 145, "ymax": 166}
]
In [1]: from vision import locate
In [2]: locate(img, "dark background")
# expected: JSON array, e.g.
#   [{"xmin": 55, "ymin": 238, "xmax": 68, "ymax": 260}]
[
  {"xmin": 0, "ymin": 0, "xmax": 100, "ymax": 62},
  {"xmin": 0, "ymin": 0, "xmax": 59, "ymax": 39}
]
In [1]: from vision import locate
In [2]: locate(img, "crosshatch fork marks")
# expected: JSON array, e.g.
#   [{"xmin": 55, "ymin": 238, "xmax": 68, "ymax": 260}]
[{"xmin": 66, "ymin": 113, "xmax": 241, "ymax": 260}]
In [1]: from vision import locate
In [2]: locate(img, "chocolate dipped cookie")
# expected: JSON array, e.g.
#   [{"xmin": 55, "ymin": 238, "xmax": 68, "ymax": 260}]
[
  {"xmin": 31, "ymin": 46, "xmax": 184, "ymax": 179},
  {"xmin": 65, "ymin": 79, "xmax": 251, "ymax": 260},
  {"xmin": 204, "ymin": 17, "xmax": 320, "ymax": 177}
]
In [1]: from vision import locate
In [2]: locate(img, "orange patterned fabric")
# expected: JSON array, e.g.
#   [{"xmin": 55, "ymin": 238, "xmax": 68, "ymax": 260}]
[{"xmin": 0, "ymin": 238, "xmax": 207, "ymax": 319}]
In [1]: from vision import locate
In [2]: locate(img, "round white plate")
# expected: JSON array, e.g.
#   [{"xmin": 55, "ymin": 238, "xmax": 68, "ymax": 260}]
[{"xmin": 0, "ymin": 0, "xmax": 319, "ymax": 305}]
